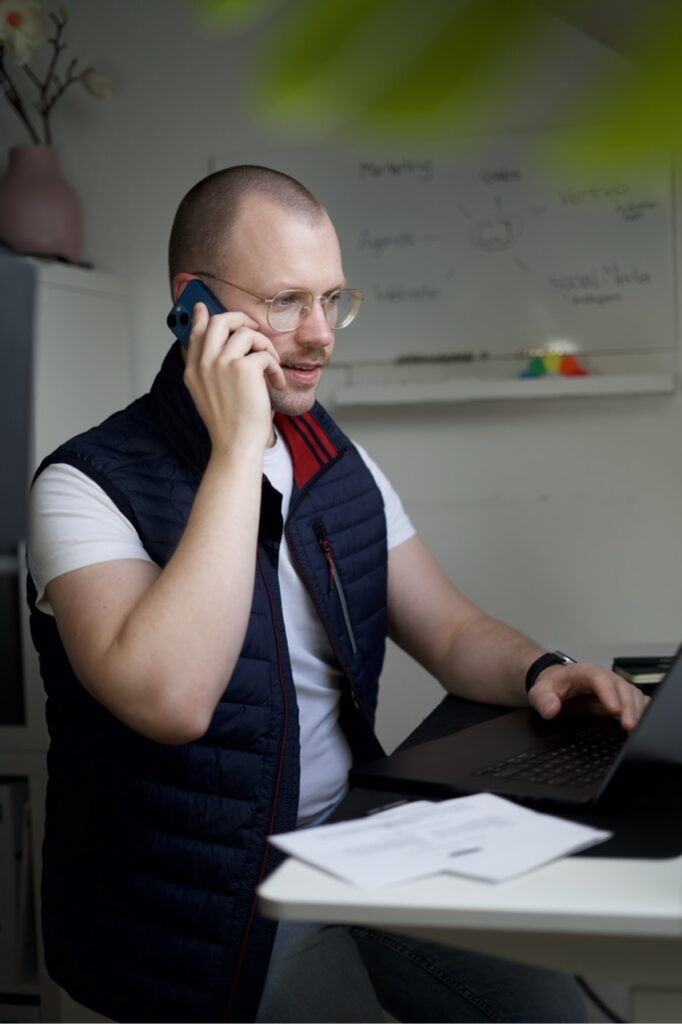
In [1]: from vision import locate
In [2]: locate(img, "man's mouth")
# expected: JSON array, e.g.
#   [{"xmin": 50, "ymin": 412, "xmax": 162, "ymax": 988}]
[{"xmin": 281, "ymin": 362, "xmax": 325, "ymax": 383}]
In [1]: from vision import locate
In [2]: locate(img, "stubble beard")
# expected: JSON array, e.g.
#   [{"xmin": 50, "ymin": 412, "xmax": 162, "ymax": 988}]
[
  {"xmin": 266, "ymin": 377, "xmax": 321, "ymax": 418},
  {"xmin": 267, "ymin": 350, "xmax": 329, "ymax": 417}
]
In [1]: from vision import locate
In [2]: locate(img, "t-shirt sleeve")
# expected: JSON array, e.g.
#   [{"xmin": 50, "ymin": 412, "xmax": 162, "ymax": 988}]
[
  {"xmin": 28, "ymin": 463, "xmax": 153, "ymax": 616},
  {"xmin": 353, "ymin": 441, "xmax": 416, "ymax": 550}
]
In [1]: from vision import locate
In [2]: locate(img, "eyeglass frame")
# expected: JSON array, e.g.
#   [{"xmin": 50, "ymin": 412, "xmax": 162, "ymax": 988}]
[{"xmin": 190, "ymin": 270, "xmax": 363, "ymax": 333}]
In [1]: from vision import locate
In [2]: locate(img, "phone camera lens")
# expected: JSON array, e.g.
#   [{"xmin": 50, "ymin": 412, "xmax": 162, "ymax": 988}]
[
  {"xmin": 167, "ymin": 313, "xmax": 177, "ymax": 328},
  {"xmin": 179, "ymin": 313, "xmax": 190, "ymax": 326}
]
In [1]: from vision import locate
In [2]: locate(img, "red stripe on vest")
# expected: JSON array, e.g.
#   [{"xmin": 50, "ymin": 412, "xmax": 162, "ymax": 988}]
[
  {"xmin": 297, "ymin": 412, "xmax": 337, "ymax": 461},
  {"xmin": 274, "ymin": 412, "xmax": 338, "ymax": 487}
]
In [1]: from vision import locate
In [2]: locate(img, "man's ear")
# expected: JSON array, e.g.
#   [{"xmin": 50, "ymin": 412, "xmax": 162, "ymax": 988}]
[{"xmin": 171, "ymin": 272, "xmax": 198, "ymax": 303}]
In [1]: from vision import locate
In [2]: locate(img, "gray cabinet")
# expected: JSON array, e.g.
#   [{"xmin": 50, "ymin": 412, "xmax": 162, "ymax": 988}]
[{"xmin": 0, "ymin": 257, "xmax": 132, "ymax": 1022}]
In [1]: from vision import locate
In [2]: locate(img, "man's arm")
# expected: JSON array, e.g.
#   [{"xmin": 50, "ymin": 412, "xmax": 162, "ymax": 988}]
[
  {"xmin": 45, "ymin": 304, "xmax": 285, "ymax": 744},
  {"xmin": 387, "ymin": 535, "xmax": 647, "ymax": 731}
]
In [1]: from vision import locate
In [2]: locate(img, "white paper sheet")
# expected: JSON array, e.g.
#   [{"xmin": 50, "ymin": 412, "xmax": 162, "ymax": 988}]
[{"xmin": 269, "ymin": 794, "xmax": 611, "ymax": 887}]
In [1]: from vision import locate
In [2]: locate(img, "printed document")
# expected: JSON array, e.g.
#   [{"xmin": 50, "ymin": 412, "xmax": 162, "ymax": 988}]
[{"xmin": 269, "ymin": 794, "xmax": 611, "ymax": 887}]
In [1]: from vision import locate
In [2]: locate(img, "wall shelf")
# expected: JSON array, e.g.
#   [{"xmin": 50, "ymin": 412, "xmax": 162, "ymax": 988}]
[{"xmin": 332, "ymin": 372, "xmax": 676, "ymax": 408}]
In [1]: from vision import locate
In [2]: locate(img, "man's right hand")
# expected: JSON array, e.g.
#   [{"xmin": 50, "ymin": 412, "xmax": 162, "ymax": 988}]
[
  {"xmin": 46, "ymin": 301, "xmax": 285, "ymax": 744},
  {"xmin": 183, "ymin": 301, "xmax": 286, "ymax": 452}
]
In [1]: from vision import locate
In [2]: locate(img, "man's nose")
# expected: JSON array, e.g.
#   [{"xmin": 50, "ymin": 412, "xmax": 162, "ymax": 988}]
[{"xmin": 295, "ymin": 298, "xmax": 335, "ymax": 347}]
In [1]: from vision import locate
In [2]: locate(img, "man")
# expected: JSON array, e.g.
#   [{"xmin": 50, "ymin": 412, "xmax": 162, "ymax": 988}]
[{"xmin": 28, "ymin": 165, "xmax": 646, "ymax": 1022}]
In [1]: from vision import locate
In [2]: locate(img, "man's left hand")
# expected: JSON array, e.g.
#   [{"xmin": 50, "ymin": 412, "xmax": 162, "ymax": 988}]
[{"xmin": 528, "ymin": 661, "xmax": 649, "ymax": 731}]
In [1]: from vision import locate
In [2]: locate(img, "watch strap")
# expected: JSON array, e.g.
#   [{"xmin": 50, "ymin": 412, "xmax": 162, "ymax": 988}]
[{"xmin": 525, "ymin": 650, "xmax": 576, "ymax": 693}]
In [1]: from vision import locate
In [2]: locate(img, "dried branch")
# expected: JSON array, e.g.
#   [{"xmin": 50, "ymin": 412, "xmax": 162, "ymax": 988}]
[
  {"xmin": 1, "ymin": 5, "xmax": 114, "ymax": 145},
  {"xmin": 0, "ymin": 47, "xmax": 40, "ymax": 143},
  {"xmin": 41, "ymin": 58, "xmax": 80, "ymax": 143}
]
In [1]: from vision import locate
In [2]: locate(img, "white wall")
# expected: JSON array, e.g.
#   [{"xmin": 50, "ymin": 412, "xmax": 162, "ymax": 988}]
[{"xmin": 4, "ymin": 0, "xmax": 680, "ymax": 751}]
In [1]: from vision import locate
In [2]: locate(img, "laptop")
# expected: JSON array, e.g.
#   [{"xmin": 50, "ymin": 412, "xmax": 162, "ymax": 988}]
[{"xmin": 352, "ymin": 647, "xmax": 682, "ymax": 806}]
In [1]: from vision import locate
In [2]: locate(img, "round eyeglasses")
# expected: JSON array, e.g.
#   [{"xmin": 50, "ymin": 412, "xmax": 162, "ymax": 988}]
[{"xmin": 192, "ymin": 271, "xmax": 363, "ymax": 333}]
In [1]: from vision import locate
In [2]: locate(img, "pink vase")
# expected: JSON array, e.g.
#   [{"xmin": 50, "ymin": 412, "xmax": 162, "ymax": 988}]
[{"xmin": 0, "ymin": 145, "xmax": 83, "ymax": 262}]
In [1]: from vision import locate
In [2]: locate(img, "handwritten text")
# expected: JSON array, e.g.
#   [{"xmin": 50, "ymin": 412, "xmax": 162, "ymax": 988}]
[{"xmin": 358, "ymin": 160, "xmax": 434, "ymax": 183}]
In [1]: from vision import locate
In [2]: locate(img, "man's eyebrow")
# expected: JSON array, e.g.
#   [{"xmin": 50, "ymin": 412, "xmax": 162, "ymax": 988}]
[{"xmin": 272, "ymin": 280, "xmax": 348, "ymax": 293}]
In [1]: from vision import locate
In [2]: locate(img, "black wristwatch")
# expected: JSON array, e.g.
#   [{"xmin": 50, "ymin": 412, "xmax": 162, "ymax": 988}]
[{"xmin": 525, "ymin": 650, "xmax": 577, "ymax": 693}]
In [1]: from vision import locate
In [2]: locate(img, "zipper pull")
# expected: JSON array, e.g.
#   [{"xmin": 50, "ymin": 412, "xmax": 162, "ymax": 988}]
[{"xmin": 314, "ymin": 522, "xmax": 335, "ymax": 595}]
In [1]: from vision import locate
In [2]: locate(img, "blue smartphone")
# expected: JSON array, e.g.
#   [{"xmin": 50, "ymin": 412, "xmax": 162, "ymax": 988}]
[{"xmin": 166, "ymin": 278, "xmax": 226, "ymax": 347}]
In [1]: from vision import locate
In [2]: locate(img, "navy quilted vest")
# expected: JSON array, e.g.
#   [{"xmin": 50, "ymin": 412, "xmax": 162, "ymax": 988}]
[{"xmin": 28, "ymin": 344, "xmax": 387, "ymax": 1022}]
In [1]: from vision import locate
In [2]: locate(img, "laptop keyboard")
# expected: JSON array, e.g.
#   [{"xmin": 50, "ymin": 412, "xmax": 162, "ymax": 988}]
[{"xmin": 473, "ymin": 725, "xmax": 627, "ymax": 788}]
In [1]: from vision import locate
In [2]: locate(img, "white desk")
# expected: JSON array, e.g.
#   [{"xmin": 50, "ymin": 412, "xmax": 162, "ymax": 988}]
[
  {"xmin": 259, "ymin": 852, "xmax": 682, "ymax": 1022},
  {"xmin": 260, "ymin": 834, "xmax": 682, "ymax": 1022},
  {"xmin": 261, "ymin": 647, "xmax": 682, "ymax": 1021}
]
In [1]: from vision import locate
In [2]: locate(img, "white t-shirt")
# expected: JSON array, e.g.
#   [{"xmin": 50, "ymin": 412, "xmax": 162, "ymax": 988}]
[{"xmin": 28, "ymin": 435, "xmax": 415, "ymax": 823}]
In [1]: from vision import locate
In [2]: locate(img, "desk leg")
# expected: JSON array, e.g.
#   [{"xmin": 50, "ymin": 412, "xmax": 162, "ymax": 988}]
[{"xmin": 631, "ymin": 986, "xmax": 682, "ymax": 1024}]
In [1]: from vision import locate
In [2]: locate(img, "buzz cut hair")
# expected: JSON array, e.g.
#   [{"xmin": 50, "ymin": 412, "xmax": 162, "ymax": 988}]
[{"xmin": 168, "ymin": 164, "xmax": 326, "ymax": 286}]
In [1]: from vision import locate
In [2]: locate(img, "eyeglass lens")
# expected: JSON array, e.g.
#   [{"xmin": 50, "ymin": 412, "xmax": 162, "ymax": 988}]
[{"xmin": 269, "ymin": 289, "xmax": 361, "ymax": 331}]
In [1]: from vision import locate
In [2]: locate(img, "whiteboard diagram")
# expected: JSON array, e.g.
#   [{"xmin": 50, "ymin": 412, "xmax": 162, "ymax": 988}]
[{"xmin": 214, "ymin": 132, "xmax": 675, "ymax": 365}]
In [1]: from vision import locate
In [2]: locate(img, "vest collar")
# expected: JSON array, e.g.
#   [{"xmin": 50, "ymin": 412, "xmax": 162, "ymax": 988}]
[
  {"xmin": 273, "ymin": 411, "xmax": 339, "ymax": 488},
  {"xmin": 149, "ymin": 343, "xmax": 212, "ymax": 472},
  {"xmin": 149, "ymin": 342, "xmax": 341, "ymax": 486}
]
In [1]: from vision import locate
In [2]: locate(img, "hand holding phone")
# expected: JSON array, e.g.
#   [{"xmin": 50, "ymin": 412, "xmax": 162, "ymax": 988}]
[
  {"xmin": 169, "ymin": 277, "xmax": 285, "ymax": 449},
  {"xmin": 166, "ymin": 279, "xmax": 226, "ymax": 347}
]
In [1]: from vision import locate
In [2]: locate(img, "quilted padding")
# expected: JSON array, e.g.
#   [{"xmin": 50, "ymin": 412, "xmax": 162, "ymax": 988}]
[{"xmin": 28, "ymin": 344, "xmax": 388, "ymax": 1021}]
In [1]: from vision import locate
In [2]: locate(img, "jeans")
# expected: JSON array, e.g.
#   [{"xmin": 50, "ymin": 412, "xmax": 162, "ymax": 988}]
[{"xmin": 255, "ymin": 918, "xmax": 588, "ymax": 1023}]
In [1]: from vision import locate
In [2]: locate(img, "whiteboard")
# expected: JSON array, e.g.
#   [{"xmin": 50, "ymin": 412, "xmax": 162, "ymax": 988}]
[{"xmin": 214, "ymin": 132, "xmax": 675, "ymax": 365}]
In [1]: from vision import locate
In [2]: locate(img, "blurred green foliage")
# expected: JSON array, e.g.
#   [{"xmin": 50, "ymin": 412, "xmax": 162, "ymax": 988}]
[
  {"xmin": 193, "ymin": 0, "xmax": 274, "ymax": 26},
  {"xmin": 566, "ymin": 2, "xmax": 682, "ymax": 170},
  {"xmin": 192, "ymin": 0, "xmax": 682, "ymax": 169}
]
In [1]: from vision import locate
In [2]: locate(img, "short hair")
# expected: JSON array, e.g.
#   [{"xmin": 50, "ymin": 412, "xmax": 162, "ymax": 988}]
[{"xmin": 168, "ymin": 165, "xmax": 325, "ymax": 285}]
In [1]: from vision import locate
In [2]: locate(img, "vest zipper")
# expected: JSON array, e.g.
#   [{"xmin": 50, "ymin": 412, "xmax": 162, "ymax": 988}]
[{"xmin": 313, "ymin": 522, "xmax": 358, "ymax": 655}]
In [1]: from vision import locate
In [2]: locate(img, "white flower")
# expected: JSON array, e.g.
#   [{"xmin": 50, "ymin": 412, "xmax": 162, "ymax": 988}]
[
  {"xmin": 0, "ymin": 0, "xmax": 49, "ymax": 65},
  {"xmin": 80, "ymin": 66, "xmax": 115, "ymax": 100}
]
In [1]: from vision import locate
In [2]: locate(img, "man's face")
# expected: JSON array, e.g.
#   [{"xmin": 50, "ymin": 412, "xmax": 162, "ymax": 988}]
[{"xmin": 213, "ymin": 196, "xmax": 345, "ymax": 418}]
